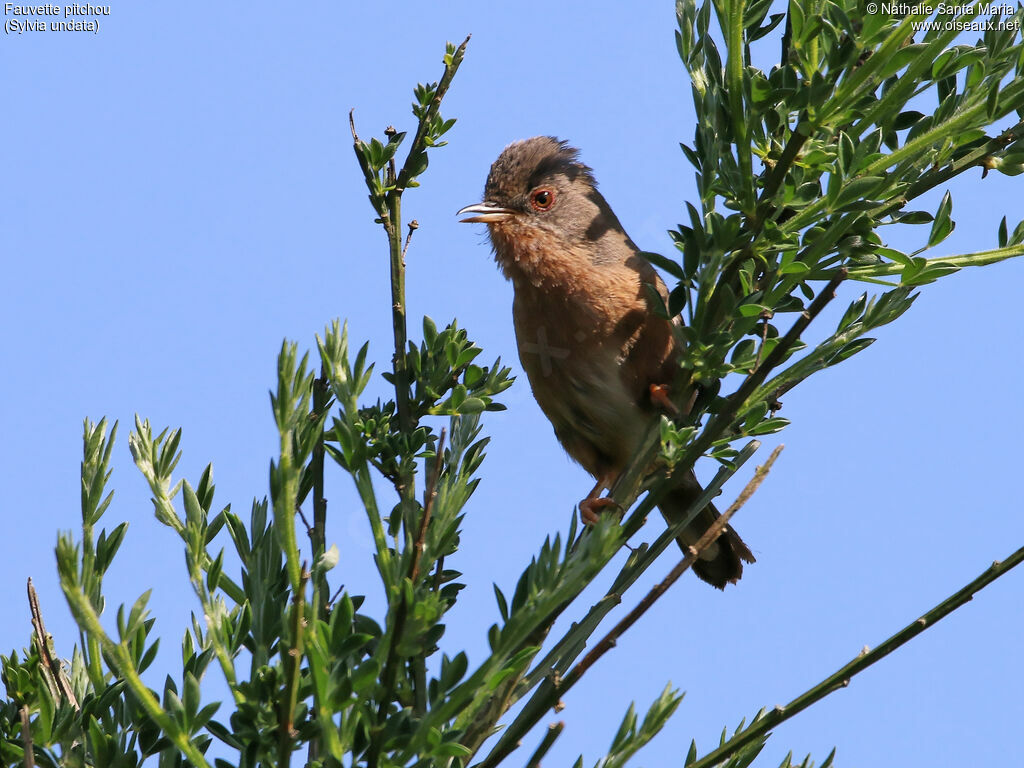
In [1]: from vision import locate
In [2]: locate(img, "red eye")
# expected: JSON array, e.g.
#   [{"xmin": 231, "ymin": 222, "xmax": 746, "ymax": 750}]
[{"xmin": 530, "ymin": 188, "xmax": 555, "ymax": 211}]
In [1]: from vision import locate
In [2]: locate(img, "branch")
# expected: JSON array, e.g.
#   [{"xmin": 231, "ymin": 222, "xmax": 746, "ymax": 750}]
[
  {"xmin": 412, "ymin": 428, "xmax": 445, "ymax": 583},
  {"xmin": 384, "ymin": 35, "xmax": 469, "ymax": 493},
  {"xmin": 277, "ymin": 564, "xmax": 309, "ymax": 768},
  {"xmin": 614, "ymin": 267, "xmax": 845, "ymax": 531},
  {"xmin": 59, "ymin": 572, "xmax": 213, "ymax": 768},
  {"xmin": 562, "ymin": 445, "xmax": 781, "ymax": 690},
  {"xmin": 311, "ymin": 363, "xmax": 330, "ymax": 617},
  {"xmin": 28, "ymin": 578, "xmax": 78, "ymax": 710},
  {"xmin": 393, "ymin": 35, "xmax": 470, "ymax": 193},
  {"xmin": 813, "ymin": 243, "xmax": 1024, "ymax": 282},
  {"xmin": 687, "ymin": 542, "xmax": 1024, "ymax": 768},
  {"xmin": 525, "ymin": 721, "xmax": 564, "ymax": 768},
  {"xmin": 369, "ymin": 429, "xmax": 447, "ymax": 767},
  {"xmin": 402, "ymin": 219, "xmax": 419, "ymax": 261},
  {"xmin": 475, "ymin": 446, "xmax": 782, "ymax": 768},
  {"xmin": 19, "ymin": 705, "xmax": 34, "ymax": 768},
  {"xmin": 519, "ymin": 441, "xmax": 762, "ymax": 697}
]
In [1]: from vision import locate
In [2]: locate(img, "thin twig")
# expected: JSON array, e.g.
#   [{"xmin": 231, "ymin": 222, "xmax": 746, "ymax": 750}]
[
  {"xmin": 308, "ymin": 362, "xmax": 329, "ymax": 768},
  {"xmin": 412, "ymin": 429, "xmax": 445, "ymax": 583},
  {"xmin": 759, "ymin": 121, "xmax": 810, "ymax": 208},
  {"xmin": 312, "ymin": 363, "xmax": 330, "ymax": 599},
  {"xmin": 277, "ymin": 563, "xmax": 309, "ymax": 768},
  {"xmin": 28, "ymin": 578, "xmax": 78, "ymax": 710},
  {"xmin": 433, "ymin": 554, "xmax": 446, "ymax": 592},
  {"xmin": 402, "ymin": 220, "xmax": 419, "ymax": 262},
  {"xmin": 519, "ymin": 442, "xmax": 761, "ymax": 698},
  {"xmin": 296, "ymin": 506, "xmax": 312, "ymax": 535},
  {"xmin": 385, "ymin": 125, "xmax": 398, "ymax": 187},
  {"xmin": 393, "ymin": 35, "xmax": 471, "ymax": 193},
  {"xmin": 683, "ymin": 269, "xmax": 844, "ymax": 461},
  {"xmin": 752, "ymin": 311, "xmax": 772, "ymax": 371},
  {"xmin": 475, "ymin": 447, "xmax": 782, "ymax": 768},
  {"xmin": 564, "ymin": 445, "xmax": 782, "ymax": 690},
  {"xmin": 525, "ymin": 721, "xmax": 564, "ymax": 768},
  {"xmin": 327, "ymin": 582, "xmax": 346, "ymax": 609},
  {"xmin": 615, "ymin": 269, "xmax": 844, "ymax": 537},
  {"xmin": 19, "ymin": 705, "xmax": 35, "ymax": 768},
  {"xmin": 385, "ymin": 34, "xmax": 470, "ymax": 446},
  {"xmin": 348, "ymin": 109, "xmax": 359, "ymax": 143},
  {"xmin": 348, "ymin": 110, "xmax": 388, "ymax": 225},
  {"xmin": 369, "ymin": 429, "xmax": 448, "ymax": 766},
  {"xmin": 688, "ymin": 540, "xmax": 1024, "ymax": 768}
]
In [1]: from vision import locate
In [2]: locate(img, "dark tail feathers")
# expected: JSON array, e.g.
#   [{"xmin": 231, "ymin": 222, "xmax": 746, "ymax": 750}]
[{"xmin": 658, "ymin": 478, "xmax": 755, "ymax": 589}]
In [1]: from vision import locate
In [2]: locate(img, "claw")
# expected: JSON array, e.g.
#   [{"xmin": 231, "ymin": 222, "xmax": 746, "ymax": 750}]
[
  {"xmin": 579, "ymin": 473, "xmax": 620, "ymax": 525},
  {"xmin": 579, "ymin": 496, "xmax": 619, "ymax": 525}
]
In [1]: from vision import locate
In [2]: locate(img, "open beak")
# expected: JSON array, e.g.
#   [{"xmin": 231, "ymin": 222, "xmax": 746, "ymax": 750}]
[{"xmin": 457, "ymin": 202, "xmax": 517, "ymax": 224}]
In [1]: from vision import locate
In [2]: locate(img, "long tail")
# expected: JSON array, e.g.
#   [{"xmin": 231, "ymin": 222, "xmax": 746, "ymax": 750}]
[{"xmin": 657, "ymin": 473, "xmax": 755, "ymax": 589}]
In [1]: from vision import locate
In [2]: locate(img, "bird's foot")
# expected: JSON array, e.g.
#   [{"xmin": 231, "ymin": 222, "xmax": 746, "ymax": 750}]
[{"xmin": 579, "ymin": 496, "xmax": 620, "ymax": 525}]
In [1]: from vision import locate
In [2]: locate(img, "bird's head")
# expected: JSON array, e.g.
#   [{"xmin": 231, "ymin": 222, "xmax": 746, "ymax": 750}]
[{"xmin": 458, "ymin": 137, "xmax": 632, "ymax": 281}]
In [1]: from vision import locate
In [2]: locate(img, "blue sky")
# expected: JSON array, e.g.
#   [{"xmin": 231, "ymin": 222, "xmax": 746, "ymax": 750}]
[{"xmin": 3, "ymin": 3, "xmax": 1022, "ymax": 766}]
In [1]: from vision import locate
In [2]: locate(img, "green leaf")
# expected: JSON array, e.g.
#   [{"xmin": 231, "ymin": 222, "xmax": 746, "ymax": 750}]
[
  {"xmin": 826, "ymin": 338, "xmax": 876, "ymax": 365},
  {"xmin": 746, "ymin": 417, "xmax": 790, "ymax": 435},
  {"xmin": 832, "ymin": 176, "xmax": 886, "ymax": 211},
  {"xmin": 640, "ymin": 250, "xmax": 686, "ymax": 279},
  {"xmin": 927, "ymin": 191, "xmax": 954, "ymax": 247},
  {"xmin": 737, "ymin": 304, "xmax": 770, "ymax": 318}
]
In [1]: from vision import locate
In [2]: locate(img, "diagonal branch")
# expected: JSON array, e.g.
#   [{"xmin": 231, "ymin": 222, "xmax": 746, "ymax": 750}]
[
  {"xmin": 28, "ymin": 578, "xmax": 79, "ymax": 710},
  {"xmin": 524, "ymin": 721, "xmax": 564, "ymax": 768},
  {"xmin": 561, "ymin": 444, "xmax": 782, "ymax": 691},
  {"xmin": 393, "ymin": 35, "xmax": 470, "ymax": 194},
  {"xmin": 475, "ymin": 446, "xmax": 783, "ymax": 768},
  {"xmin": 687, "ymin": 541, "xmax": 1024, "ymax": 768}
]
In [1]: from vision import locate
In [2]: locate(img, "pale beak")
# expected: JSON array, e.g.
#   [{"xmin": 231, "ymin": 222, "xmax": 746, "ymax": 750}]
[{"xmin": 457, "ymin": 202, "xmax": 517, "ymax": 223}]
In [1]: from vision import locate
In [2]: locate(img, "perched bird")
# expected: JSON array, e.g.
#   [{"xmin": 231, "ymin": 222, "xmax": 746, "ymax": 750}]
[{"xmin": 458, "ymin": 137, "xmax": 754, "ymax": 588}]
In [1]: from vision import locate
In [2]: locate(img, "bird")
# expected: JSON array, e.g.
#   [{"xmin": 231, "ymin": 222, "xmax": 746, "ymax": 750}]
[{"xmin": 457, "ymin": 136, "xmax": 754, "ymax": 588}]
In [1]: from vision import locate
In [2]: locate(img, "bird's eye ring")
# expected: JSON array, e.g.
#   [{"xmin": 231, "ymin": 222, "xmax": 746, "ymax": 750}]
[{"xmin": 530, "ymin": 188, "xmax": 555, "ymax": 211}]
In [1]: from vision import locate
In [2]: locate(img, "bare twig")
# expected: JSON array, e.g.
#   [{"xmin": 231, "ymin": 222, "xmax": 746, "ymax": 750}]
[
  {"xmin": 327, "ymin": 582, "xmax": 346, "ymax": 609},
  {"xmin": 28, "ymin": 578, "xmax": 78, "ymax": 710},
  {"xmin": 475, "ymin": 446, "xmax": 782, "ymax": 768},
  {"xmin": 402, "ymin": 220, "xmax": 419, "ymax": 261},
  {"xmin": 519, "ymin": 442, "xmax": 762, "ymax": 698},
  {"xmin": 564, "ymin": 445, "xmax": 781, "ymax": 690},
  {"xmin": 687, "ymin": 540, "xmax": 1024, "ymax": 768}
]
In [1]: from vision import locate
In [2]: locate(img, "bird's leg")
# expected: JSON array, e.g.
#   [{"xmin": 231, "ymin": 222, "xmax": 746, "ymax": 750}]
[
  {"xmin": 579, "ymin": 473, "xmax": 620, "ymax": 525},
  {"xmin": 649, "ymin": 383, "xmax": 679, "ymax": 416}
]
